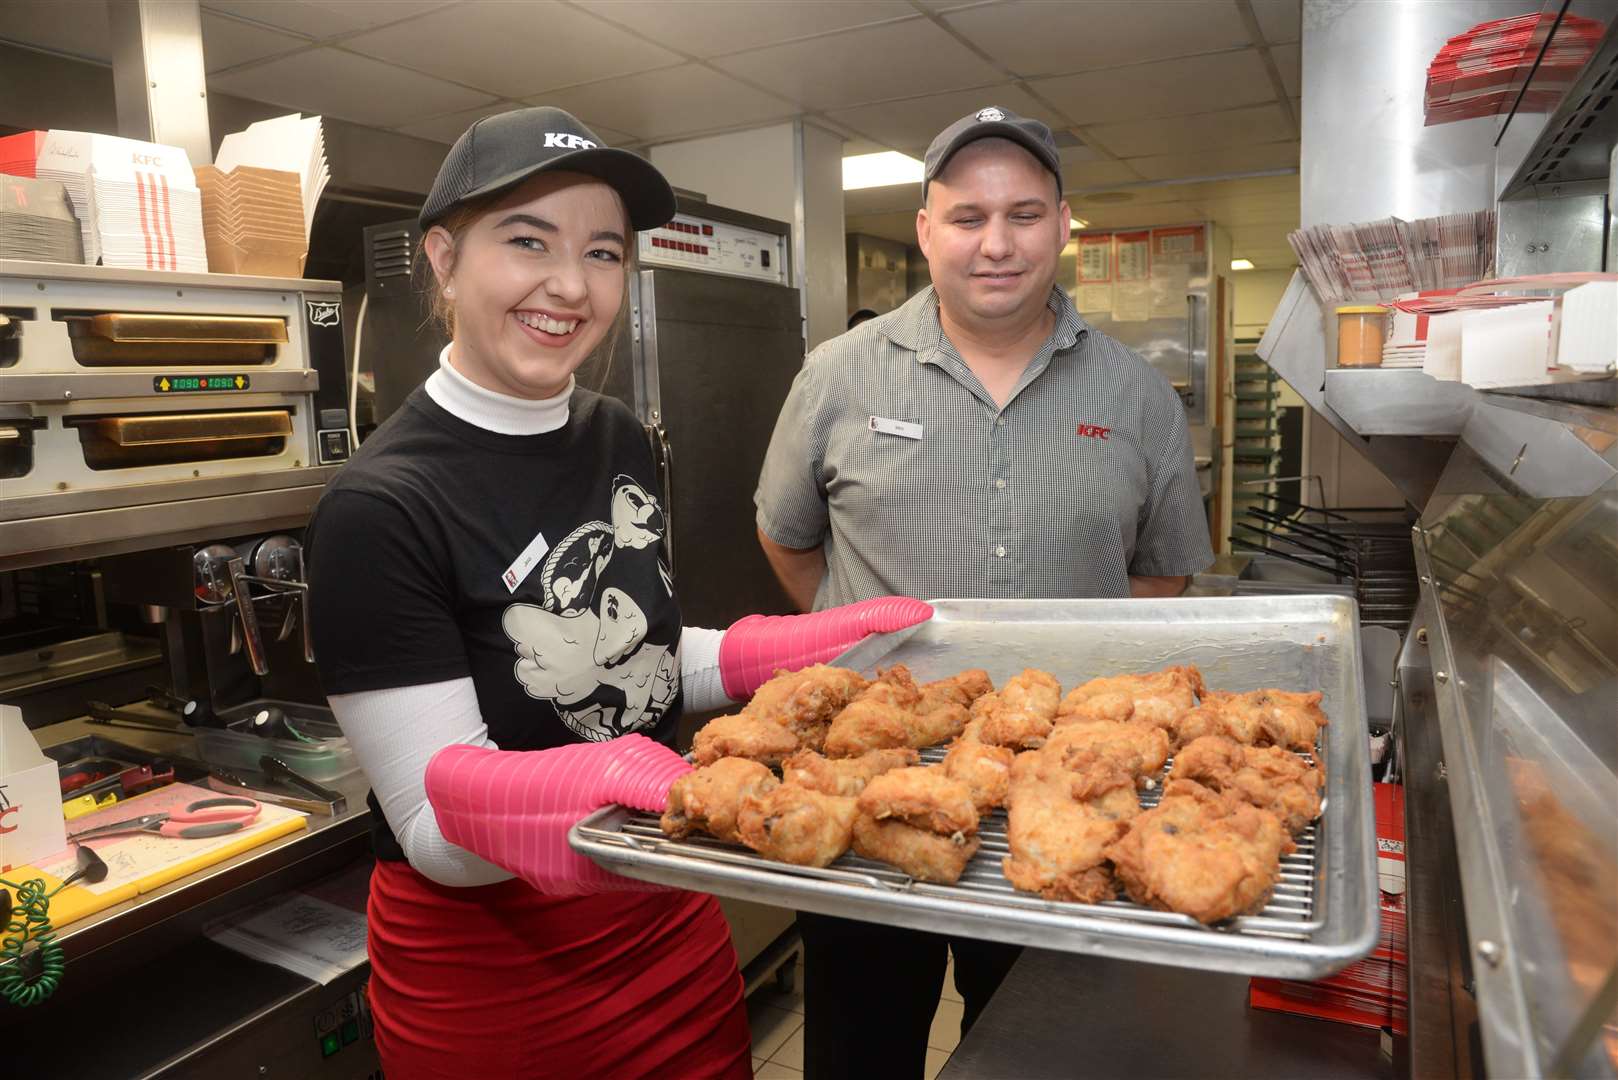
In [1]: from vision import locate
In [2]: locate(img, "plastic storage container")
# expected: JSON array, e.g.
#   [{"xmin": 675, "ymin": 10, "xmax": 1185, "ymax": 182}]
[
  {"xmin": 193, "ymin": 700, "xmax": 359, "ymax": 781},
  {"xmin": 1336, "ymin": 305, "xmax": 1386, "ymax": 367}
]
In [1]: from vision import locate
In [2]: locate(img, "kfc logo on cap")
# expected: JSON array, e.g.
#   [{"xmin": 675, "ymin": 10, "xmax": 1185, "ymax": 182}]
[
  {"xmin": 976, "ymin": 107, "xmax": 1006, "ymax": 122},
  {"xmin": 543, "ymin": 133, "xmax": 598, "ymax": 150}
]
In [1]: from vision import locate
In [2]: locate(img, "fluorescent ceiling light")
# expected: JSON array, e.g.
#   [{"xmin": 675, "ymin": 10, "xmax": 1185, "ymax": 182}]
[
  {"xmin": 843, "ymin": 151, "xmax": 924, "ymax": 190},
  {"xmin": 1070, "ymin": 217, "xmax": 1090, "ymax": 230},
  {"xmin": 1230, "ymin": 258, "xmax": 1255, "ymax": 271}
]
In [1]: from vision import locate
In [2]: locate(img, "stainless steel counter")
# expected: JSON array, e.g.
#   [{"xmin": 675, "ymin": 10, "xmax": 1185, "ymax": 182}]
[{"xmin": 940, "ymin": 949, "xmax": 1387, "ymax": 1080}]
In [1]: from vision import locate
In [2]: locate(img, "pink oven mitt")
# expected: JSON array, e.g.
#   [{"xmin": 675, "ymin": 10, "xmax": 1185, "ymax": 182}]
[
  {"xmin": 718, "ymin": 596, "xmax": 935, "ymax": 701},
  {"xmin": 425, "ymin": 735, "xmax": 691, "ymax": 896}
]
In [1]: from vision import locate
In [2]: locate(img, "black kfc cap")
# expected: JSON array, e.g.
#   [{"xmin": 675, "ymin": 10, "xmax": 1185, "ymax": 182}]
[
  {"xmin": 923, "ymin": 106, "xmax": 1062, "ymax": 199},
  {"xmin": 420, "ymin": 106, "xmax": 676, "ymax": 231}
]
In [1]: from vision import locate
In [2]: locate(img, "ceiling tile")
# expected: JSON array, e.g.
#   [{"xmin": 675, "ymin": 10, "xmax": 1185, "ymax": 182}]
[
  {"xmin": 535, "ymin": 64, "xmax": 794, "ymax": 142},
  {"xmin": 1126, "ymin": 140, "xmax": 1299, "ymax": 182},
  {"xmin": 392, "ymin": 102, "xmax": 638, "ymax": 148},
  {"xmin": 202, "ymin": 1, "xmax": 447, "ymax": 39},
  {"xmin": 712, "ymin": 19, "xmax": 1003, "ymax": 112},
  {"xmin": 344, "ymin": 1, "xmax": 681, "ymax": 99},
  {"xmin": 0, "ymin": 0, "xmax": 111, "ymax": 61},
  {"xmin": 1271, "ymin": 42, "xmax": 1300, "ymax": 98},
  {"xmin": 1031, "ymin": 50, "xmax": 1275, "ymax": 124},
  {"xmin": 392, "ymin": 101, "xmax": 516, "ymax": 144},
  {"xmin": 943, "ymin": 0, "xmax": 1251, "ymax": 78},
  {"xmin": 827, "ymin": 85, "xmax": 1061, "ymax": 156},
  {"xmin": 840, "ymin": 136, "xmax": 890, "ymax": 157},
  {"xmin": 202, "ymin": 11, "xmax": 306, "ymax": 73},
  {"xmin": 1251, "ymin": 0, "xmax": 1301, "ymax": 44},
  {"xmin": 1084, "ymin": 103, "xmax": 1291, "ymax": 158},
  {"xmin": 575, "ymin": 0, "xmax": 917, "ymax": 59},
  {"xmin": 1066, "ymin": 159, "xmax": 1145, "ymax": 189},
  {"xmin": 208, "ymin": 46, "xmax": 494, "ymax": 128}
]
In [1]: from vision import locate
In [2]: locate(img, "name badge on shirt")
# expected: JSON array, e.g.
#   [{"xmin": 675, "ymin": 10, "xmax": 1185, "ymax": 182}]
[
  {"xmin": 869, "ymin": 415, "xmax": 923, "ymax": 441},
  {"xmin": 502, "ymin": 529, "xmax": 551, "ymax": 593}
]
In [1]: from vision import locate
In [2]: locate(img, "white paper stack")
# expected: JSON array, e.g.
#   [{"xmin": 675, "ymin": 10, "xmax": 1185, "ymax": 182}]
[
  {"xmin": 33, "ymin": 131, "xmax": 207, "ymax": 271},
  {"xmin": 1422, "ymin": 313, "xmax": 1465, "ymax": 382},
  {"xmin": 1460, "ymin": 301, "xmax": 1555, "ymax": 389},
  {"xmin": 216, "ymin": 114, "xmax": 329, "ymax": 238},
  {"xmin": 1555, "ymin": 281, "xmax": 1617, "ymax": 374}
]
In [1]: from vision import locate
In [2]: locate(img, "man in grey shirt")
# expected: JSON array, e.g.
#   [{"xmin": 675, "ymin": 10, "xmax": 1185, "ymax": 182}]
[{"xmin": 754, "ymin": 107, "xmax": 1214, "ymax": 1079}]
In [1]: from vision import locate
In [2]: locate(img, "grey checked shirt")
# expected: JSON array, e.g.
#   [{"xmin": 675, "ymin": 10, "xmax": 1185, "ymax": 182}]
[{"xmin": 755, "ymin": 285, "xmax": 1213, "ymax": 610}]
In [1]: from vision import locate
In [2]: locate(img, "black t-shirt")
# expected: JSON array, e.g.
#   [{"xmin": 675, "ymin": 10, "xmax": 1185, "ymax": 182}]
[{"xmin": 306, "ymin": 386, "xmax": 683, "ymax": 860}]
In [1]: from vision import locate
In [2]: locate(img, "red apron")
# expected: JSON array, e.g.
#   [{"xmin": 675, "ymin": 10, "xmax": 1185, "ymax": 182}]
[{"xmin": 366, "ymin": 860, "xmax": 753, "ymax": 1079}]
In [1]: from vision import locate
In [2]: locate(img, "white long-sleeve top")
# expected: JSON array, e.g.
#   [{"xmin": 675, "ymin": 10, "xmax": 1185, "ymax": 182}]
[{"xmin": 328, "ymin": 350, "xmax": 733, "ymax": 886}]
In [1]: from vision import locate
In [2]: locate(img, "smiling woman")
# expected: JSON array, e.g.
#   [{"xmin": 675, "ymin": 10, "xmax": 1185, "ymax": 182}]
[
  {"xmin": 304, "ymin": 105, "xmax": 932, "ymax": 1080},
  {"xmin": 420, "ymin": 175, "xmax": 633, "ymax": 401}
]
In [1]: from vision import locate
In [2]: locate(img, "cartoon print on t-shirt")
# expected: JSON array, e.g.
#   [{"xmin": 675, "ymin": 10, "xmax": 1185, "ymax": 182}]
[{"xmin": 502, "ymin": 475, "xmax": 679, "ymax": 741}]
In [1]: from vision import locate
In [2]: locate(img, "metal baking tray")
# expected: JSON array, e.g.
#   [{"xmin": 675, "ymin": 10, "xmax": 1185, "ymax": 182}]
[{"xmin": 572, "ymin": 597, "xmax": 1378, "ymax": 978}]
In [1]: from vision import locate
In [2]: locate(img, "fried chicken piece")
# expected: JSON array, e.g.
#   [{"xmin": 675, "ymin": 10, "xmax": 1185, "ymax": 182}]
[
  {"xmin": 1042, "ymin": 719, "xmax": 1171, "ymax": 786},
  {"xmin": 822, "ymin": 695, "xmax": 967, "ymax": 757},
  {"xmin": 661, "ymin": 758, "xmax": 779, "ymax": 842},
  {"xmin": 851, "ymin": 815, "xmax": 981, "ymax": 883},
  {"xmin": 910, "ymin": 701, "xmax": 969, "ymax": 746},
  {"xmin": 1057, "ymin": 665, "xmax": 1205, "ymax": 732},
  {"xmin": 968, "ymin": 674, "xmax": 1058, "ymax": 751},
  {"xmin": 858, "ymin": 664, "xmax": 924, "ymax": 710},
  {"xmin": 691, "ymin": 711, "xmax": 800, "ymax": 766},
  {"xmin": 1172, "ymin": 735, "xmax": 1322, "ymax": 834},
  {"xmin": 942, "ymin": 739, "xmax": 1015, "ymax": 811},
  {"xmin": 736, "ymin": 785, "xmax": 859, "ymax": 868},
  {"xmin": 919, "ymin": 669, "xmax": 994, "ymax": 712},
  {"xmin": 781, "ymin": 748, "xmax": 918, "ymax": 797},
  {"xmin": 1104, "ymin": 779, "xmax": 1292, "ymax": 924},
  {"xmin": 823, "ymin": 698, "xmax": 914, "ymax": 757},
  {"xmin": 1001, "ymin": 748, "xmax": 1139, "ymax": 902},
  {"xmin": 856, "ymin": 766, "xmax": 978, "ymax": 837},
  {"xmin": 1173, "ymin": 689, "xmax": 1328, "ymax": 752},
  {"xmin": 744, "ymin": 664, "xmax": 869, "ymax": 752}
]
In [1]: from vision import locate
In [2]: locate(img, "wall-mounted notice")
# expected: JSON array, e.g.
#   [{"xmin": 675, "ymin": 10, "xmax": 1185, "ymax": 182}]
[
  {"xmin": 1076, "ymin": 232, "xmax": 1113, "ymax": 313},
  {"xmin": 1150, "ymin": 225, "xmax": 1204, "ymax": 318},
  {"xmin": 1112, "ymin": 230, "xmax": 1151, "ymax": 321}
]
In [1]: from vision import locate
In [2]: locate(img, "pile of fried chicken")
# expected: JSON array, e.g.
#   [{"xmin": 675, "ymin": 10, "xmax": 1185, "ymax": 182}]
[{"xmin": 662, "ymin": 662, "xmax": 1329, "ymax": 925}]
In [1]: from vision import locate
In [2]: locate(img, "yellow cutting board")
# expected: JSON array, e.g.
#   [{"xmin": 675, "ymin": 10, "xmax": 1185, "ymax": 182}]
[{"xmin": 7, "ymin": 782, "xmax": 307, "ymax": 928}]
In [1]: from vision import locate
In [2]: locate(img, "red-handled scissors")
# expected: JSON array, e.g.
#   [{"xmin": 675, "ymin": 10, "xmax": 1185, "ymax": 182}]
[{"xmin": 68, "ymin": 796, "xmax": 263, "ymax": 841}]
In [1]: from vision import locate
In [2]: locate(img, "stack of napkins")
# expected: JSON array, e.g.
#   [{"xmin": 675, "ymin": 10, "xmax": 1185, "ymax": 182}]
[
  {"xmin": 216, "ymin": 114, "xmax": 329, "ymax": 239},
  {"xmin": 33, "ymin": 131, "xmax": 207, "ymax": 271},
  {"xmin": 0, "ymin": 175, "xmax": 84, "ymax": 263},
  {"xmin": 1425, "ymin": 13, "xmax": 1604, "ymax": 126},
  {"xmin": 0, "ymin": 130, "xmax": 47, "ymax": 178},
  {"xmin": 195, "ymin": 165, "xmax": 307, "ymax": 277}
]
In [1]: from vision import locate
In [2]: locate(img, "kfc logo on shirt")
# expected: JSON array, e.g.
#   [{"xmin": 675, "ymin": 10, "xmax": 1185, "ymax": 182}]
[
  {"xmin": 543, "ymin": 133, "xmax": 598, "ymax": 150},
  {"xmin": 1076, "ymin": 423, "xmax": 1111, "ymax": 440}
]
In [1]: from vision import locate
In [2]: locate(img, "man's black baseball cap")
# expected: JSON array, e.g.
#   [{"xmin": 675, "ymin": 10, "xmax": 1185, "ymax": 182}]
[
  {"xmin": 923, "ymin": 106, "xmax": 1062, "ymax": 198},
  {"xmin": 419, "ymin": 106, "xmax": 675, "ymax": 231}
]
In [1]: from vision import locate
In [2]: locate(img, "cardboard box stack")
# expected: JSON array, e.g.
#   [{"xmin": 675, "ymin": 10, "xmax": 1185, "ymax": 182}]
[
  {"xmin": 1, "ymin": 175, "xmax": 84, "ymax": 264},
  {"xmin": 22, "ymin": 131, "xmax": 207, "ymax": 272},
  {"xmin": 195, "ymin": 165, "xmax": 307, "ymax": 277},
  {"xmin": 0, "ymin": 130, "xmax": 47, "ymax": 178}
]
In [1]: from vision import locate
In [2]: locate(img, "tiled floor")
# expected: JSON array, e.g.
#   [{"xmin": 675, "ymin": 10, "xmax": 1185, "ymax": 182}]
[{"xmin": 746, "ymin": 954, "xmax": 961, "ymax": 1079}]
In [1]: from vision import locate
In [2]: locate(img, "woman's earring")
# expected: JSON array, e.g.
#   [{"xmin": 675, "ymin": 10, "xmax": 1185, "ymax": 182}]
[{"xmin": 444, "ymin": 284, "xmax": 455, "ymax": 298}]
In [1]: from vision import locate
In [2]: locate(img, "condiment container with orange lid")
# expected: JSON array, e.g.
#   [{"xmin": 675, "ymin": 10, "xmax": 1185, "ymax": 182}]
[{"xmin": 1336, "ymin": 305, "xmax": 1386, "ymax": 368}]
